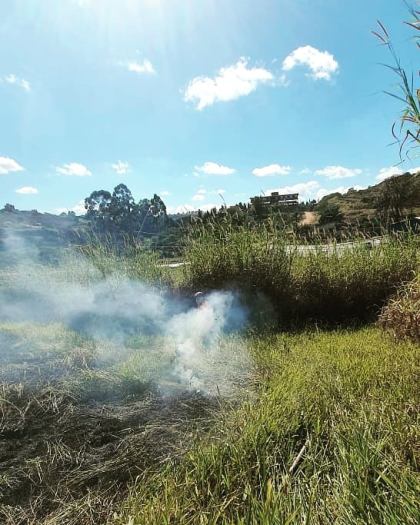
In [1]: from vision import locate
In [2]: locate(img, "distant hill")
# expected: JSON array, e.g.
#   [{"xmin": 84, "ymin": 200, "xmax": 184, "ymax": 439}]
[
  {"xmin": 0, "ymin": 208, "xmax": 86, "ymax": 264},
  {"xmin": 1, "ymin": 171, "xmax": 419, "ymax": 263},
  {"xmin": 316, "ymin": 171, "xmax": 420, "ymax": 222}
]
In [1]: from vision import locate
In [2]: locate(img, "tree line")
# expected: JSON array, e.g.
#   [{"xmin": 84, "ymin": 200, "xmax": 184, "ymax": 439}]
[{"xmin": 84, "ymin": 184, "xmax": 168, "ymax": 237}]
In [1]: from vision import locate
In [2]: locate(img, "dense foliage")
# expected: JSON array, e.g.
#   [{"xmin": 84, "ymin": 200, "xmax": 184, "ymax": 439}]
[
  {"xmin": 183, "ymin": 219, "xmax": 419, "ymax": 324},
  {"xmin": 84, "ymin": 183, "xmax": 168, "ymax": 237}
]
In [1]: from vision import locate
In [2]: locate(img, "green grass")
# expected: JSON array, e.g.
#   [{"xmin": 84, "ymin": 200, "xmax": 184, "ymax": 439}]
[
  {"xmin": 183, "ymin": 222, "xmax": 419, "ymax": 324},
  {"xmin": 114, "ymin": 327, "xmax": 419, "ymax": 525},
  {"xmin": 1, "ymin": 242, "xmax": 419, "ymax": 523},
  {"xmin": 79, "ymin": 241, "xmax": 180, "ymax": 286}
]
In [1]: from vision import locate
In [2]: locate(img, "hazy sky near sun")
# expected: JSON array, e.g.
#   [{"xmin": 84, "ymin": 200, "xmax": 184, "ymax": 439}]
[{"xmin": 0, "ymin": 0, "xmax": 418, "ymax": 214}]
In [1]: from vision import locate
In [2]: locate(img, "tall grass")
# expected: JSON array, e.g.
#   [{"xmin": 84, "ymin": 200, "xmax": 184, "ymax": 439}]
[
  {"xmin": 379, "ymin": 272, "xmax": 420, "ymax": 342},
  {"xmin": 114, "ymin": 328, "xmax": 419, "ymax": 524},
  {"xmin": 373, "ymin": 9, "xmax": 420, "ymax": 160},
  {"xmin": 79, "ymin": 239, "xmax": 176, "ymax": 286},
  {"xmin": 183, "ymin": 221, "xmax": 419, "ymax": 324}
]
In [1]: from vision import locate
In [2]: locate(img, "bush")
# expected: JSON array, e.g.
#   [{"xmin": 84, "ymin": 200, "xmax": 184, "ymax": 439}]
[
  {"xmin": 290, "ymin": 240, "xmax": 416, "ymax": 322},
  {"xmin": 378, "ymin": 273, "xmax": 420, "ymax": 342},
  {"xmin": 184, "ymin": 221, "xmax": 419, "ymax": 324}
]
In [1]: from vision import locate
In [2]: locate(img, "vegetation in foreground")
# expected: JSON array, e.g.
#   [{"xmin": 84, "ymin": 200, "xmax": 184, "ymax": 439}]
[
  {"xmin": 116, "ymin": 327, "xmax": 419, "ymax": 525},
  {"xmin": 1, "ymin": 320, "xmax": 418, "ymax": 524},
  {"xmin": 379, "ymin": 272, "xmax": 420, "ymax": 343},
  {"xmin": 0, "ymin": 232, "xmax": 418, "ymax": 524},
  {"xmin": 0, "ymin": 320, "xmax": 241, "ymax": 524}
]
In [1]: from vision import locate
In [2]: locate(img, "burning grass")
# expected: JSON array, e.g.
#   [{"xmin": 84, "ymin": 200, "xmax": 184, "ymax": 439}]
[
  {"xmin": 1, "ymin": 238, "xmax": 419, "ymax": 524},
  {"xmin": 0, "ymin": 381, "xmax": 217, "ymax": 525},
  {"xmin": 0, "ymin": 320, "xmax": 250, "ymax": 524}
]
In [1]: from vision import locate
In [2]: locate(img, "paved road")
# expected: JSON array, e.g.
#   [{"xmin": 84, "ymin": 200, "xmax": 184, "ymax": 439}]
[{"xmin": 159, "ymin": 237, "xmax": 385, "ymax": 268}]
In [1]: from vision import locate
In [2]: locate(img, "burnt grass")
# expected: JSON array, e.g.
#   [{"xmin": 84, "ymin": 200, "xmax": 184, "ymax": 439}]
[{"xmin": 0, "ymin": 330, "xmax": 221, "ymax": 525}]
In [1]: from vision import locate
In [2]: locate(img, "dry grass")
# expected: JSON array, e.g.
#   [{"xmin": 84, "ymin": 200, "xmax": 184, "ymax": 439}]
[
  {"xmin": 0, "ymin": 322, "xmax": 224, "ymax": 525},
  {"xmin": 379, "ymin": 273, "xmax": 420, "ymax": 342}
]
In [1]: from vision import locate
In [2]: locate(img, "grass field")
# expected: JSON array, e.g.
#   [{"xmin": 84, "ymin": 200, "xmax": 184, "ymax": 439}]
[
  {"xmin": 115, "ymin": 328, "xmax": 419, "ymax": 525},
  {"xmin": 1, "ymin": 318, "xmax": 418, "ymax": 524},
  {"xmin": 183, "ymin": 223, "xmax": 419, "ymax": 324},
  {"xmin": 0, "ymin": 237, "xmax": 419, "ymax": 524},
  {"xmin": 0, "ymin": 319, "xmax": 249, "ymax": 524}
]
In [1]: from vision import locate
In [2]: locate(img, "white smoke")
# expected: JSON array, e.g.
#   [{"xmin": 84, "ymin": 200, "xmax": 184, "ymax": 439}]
[
  {"xmin": 0, "ymin": 234, "xmax": 250, "ymax": 395},
  {"xmin": 167, "ymin": 292, "xmax": 239, "ymax": 391}
]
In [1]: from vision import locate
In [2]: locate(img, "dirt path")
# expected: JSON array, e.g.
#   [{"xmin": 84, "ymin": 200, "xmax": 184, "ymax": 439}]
[{"xmin": 300, "ymin": 211, "xmax": 318, "ymax": 225}]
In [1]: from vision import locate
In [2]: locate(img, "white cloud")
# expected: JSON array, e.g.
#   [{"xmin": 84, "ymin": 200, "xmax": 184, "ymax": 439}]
[
  {"xmin": 299, "ymin": 168, "xmax": 311, "ymax": 176},
  {"xmin": 266, "ymin": 181, "xmax": 321, "ymax": 201},
  {"xmin": 112, "ymin": 160, "xmax": 130, "ymax": 175},
  {"xmin": 167, "ymin": 204, "xmax": 196, "ymax": 214},
  {"xmin": 55, "ymin": 200, "xmax": 86, "ymax": 215},
  {"xmin": 16, "ymin": 186, "xmax": 38, "ymax": 195},
  {"xmin": 192, "ymin": 188, "xmax": 207, "ymax": 201},
  {"xmin": 56, "ymin": 162, "xmax": 92, "ymax": 177},
  {"xmin": 314, "ymin": 165, "xmax": 362, "ymax": 180},
  {"xmin": 375, "ymin": 165, "xmax": 420, "ymax": 182},
  {"xmin": 184, "ymin": 58, "xmax": 274, "ymax": 110},
  {"xmin": 199, "ymin": 203, "xmax": 221, "ymax": 212},
  {"xmin": 376, "ymin": 166, "xmax": 403, "ymax": 182},
  {"xmin": 252, "ymin": 164, "xmax": 291, "ymax": 177},
  {"xmin": 192, "ymin": 193, "xmax": 206, "ymax": 202},
  {"xmin": 167, "ymin": 202, "xmax": 222, "ymax": 214},
  {"xmin": 282, "ymin": 45, "xmax": 339, "ymax": 81},
  {"xmin": 160, "ymin": 191, "xmax": 171, "ymax": 197},
  {"xmin": 264, "ymin": 180, "xmax": 366, "ymax": 202},
  {"xmin": 1, "ymin": 74, "xmax": 31, "ymax": 92},
  {"xmin": 0, "ymin": 156, "xmax": 24, "ymax": 175},
  {"xmin": 315, "ymin": 184, "xmax": 366, "ymax": 201},
  {"xmin": 195, "ymin": 162, "xmax": 236, "ymax": 176},
  {"xmin": 125, "ymin": 59, "xmax": 156, "ymax": 75}
]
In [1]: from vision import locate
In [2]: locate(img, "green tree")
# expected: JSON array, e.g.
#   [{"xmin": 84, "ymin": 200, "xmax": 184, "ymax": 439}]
[
  {"xmin": 84, "ymin": 190, "xmax": 113, "ymax": 231},
  {"xmin": 376, "ymin": 174, "xmax": 410, "ymax": 221},
  {"xmin": 318, "ymin": 203, "xmax": 343, "ymax": 225},
  {"xmin": 110, "ymin": 184, "xmax": 136, "ymax": 232},
  {"xmin": 84, "ymin": 185, "xmax": 168, "ymax": 238}
]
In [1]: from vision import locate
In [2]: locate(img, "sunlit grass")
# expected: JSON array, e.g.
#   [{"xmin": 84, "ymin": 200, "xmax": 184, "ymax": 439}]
[
  {"xmin": 1, "ymin": 237, "xmax": 419, "ymax": 523},
  {"xmin": 115, "ymin": 327, "xmax": 419, "ymax": 525}
]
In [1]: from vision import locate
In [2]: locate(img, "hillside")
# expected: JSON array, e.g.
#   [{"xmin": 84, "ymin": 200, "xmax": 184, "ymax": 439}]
[
  {"xmin": 316, "ymin": 171, "xmax": 420, "ymax": 222},
  {"xmin": 1, "ymin": 171, "xmax": 419, "ymax": 261},
  {"xmin": 0, "ymin": 208, "xmax": 85, "ymax": 264}
]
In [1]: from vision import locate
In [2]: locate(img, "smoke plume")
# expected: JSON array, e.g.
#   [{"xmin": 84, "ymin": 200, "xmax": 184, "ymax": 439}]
[{"xmin": 0, "ymin": 234, "xmax": 250, "ymax": 395}]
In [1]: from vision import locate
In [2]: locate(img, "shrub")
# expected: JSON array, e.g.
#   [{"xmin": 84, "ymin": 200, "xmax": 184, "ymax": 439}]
[
  {"xmin": 378, "ymin": 273, "xmax": 420, "ymax": 342},
  {"xmin": 291, "ymin": 240, "xmax": 417, "ymax": 322}
]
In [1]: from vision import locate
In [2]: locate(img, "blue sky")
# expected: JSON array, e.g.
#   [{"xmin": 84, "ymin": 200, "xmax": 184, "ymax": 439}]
[{"xmin": 0, "ymin": 0, "xmax": 419, "ymax": 214}]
